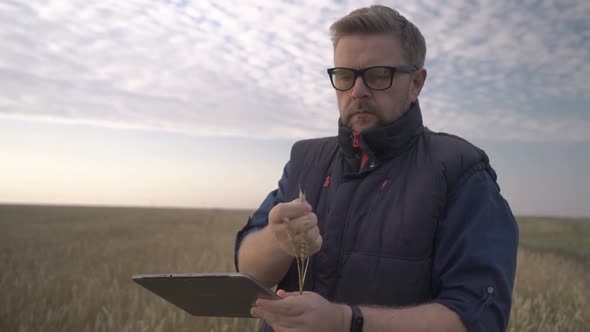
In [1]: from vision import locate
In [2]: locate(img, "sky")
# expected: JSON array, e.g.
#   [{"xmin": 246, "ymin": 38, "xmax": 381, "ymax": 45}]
[{"xmin": 0, "ymin": 0, "xmax": 589, "ymax": 217}]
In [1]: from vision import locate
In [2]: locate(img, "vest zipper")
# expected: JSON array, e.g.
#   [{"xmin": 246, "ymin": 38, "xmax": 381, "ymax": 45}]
[
  {"xmin": 352, "ymin": 132, "xmax": 360, "ymax": 148},
  {"xmin": 352, "ymin": 132, "xmax": 368, "ymax": 170}
]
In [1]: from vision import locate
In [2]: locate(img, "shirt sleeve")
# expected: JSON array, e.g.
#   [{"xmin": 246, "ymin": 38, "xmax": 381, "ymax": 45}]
[
  {"xmin": 432, "ymin": 170, "xmax": 519, "ymax": 332},
  {"xmin": 234, "ymin": 162, "xmax": 289, "ymax": 271}
]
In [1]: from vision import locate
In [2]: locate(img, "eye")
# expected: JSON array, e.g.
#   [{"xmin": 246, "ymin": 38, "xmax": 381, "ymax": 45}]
[
  {"xmin": 366, "ymin": 68, "xmax": 391, "ymax": 80},
  {"xmin": 333, "ymin": 69, "xmax": 354, "ymax": 81}
]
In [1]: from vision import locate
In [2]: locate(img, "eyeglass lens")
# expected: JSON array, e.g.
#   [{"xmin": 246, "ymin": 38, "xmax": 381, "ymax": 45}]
[{"xmin": 331, "ymin": 67, "xmax": 393, "ymax": 91}]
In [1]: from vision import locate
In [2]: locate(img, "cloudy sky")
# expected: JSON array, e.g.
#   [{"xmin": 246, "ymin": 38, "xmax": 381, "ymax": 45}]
[{"xmin": 1, "ymin": 0, "xmax": 589, "ymax": 217}]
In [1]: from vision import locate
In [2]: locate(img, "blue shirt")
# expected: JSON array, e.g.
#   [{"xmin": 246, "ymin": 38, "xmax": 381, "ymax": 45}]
[{"xmin": 235, "ymin": 163, "xmax": 518, "ymax": 331}]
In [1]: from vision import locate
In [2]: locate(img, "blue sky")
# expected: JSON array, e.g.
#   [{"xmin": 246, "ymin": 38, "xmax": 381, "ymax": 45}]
[{"xmin": 0, "ymin": 0, "xmax": 589, "ymax": 217}]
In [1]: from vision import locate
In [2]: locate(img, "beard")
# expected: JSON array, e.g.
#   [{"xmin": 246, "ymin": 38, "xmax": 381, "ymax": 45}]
[
  {"xmin": 342, "ymin": 99, "xmax": 383, "ymax": 129},
  {"xmin": 341, "ymin": 91, "xmax": 412, "ymax": 131}
]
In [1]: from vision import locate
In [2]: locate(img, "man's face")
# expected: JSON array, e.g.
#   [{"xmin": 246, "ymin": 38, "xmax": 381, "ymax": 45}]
[{"xmin": 333, "ymin": 33, "xmax": 426, "ymax": 132}]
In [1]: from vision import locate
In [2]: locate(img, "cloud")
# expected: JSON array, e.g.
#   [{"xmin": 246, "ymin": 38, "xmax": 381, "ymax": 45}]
[{"xmin": 0, "ymin": 0, "xmax": 588, "ymax": 142}]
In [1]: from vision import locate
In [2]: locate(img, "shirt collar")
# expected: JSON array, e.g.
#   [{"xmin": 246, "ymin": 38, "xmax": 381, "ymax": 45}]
[{"xmin": 338, "ymin": 101, "xmax": 424, "ymax": 161}]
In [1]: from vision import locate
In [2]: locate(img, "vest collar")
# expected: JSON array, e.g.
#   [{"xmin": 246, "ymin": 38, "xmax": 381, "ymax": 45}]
[{"xmin": 338, "ymin": 101, "xmax": 424, "ymax": 163}]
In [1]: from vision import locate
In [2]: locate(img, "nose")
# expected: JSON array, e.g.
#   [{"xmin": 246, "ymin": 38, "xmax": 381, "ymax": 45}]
[{"xmin": 350, "ymin": 75, "xmax": 370, "ymax": 99}]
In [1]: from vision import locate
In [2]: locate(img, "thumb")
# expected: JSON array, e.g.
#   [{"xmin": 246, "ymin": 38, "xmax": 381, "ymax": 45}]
[{"xmin": 276, "ymin": 289, "xmax": 299, "ymax": 299}]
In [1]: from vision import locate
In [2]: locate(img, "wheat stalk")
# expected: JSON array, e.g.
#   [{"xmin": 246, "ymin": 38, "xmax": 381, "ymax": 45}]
[{"xmin": 286, "ymin": 186, "xmax": 311, "ymax": 295}]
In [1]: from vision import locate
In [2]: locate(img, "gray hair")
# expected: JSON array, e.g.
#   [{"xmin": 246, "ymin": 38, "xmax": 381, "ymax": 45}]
[{"xmin": 329, "ymin": 5, "xmax": 426, "ymax": 69}]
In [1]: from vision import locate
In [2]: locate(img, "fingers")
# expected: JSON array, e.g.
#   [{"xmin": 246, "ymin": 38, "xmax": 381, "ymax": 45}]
[
  {"xmin": 268, "ymin": 198, "xmax": 322, "ymax": 257},
  {"xmin": 288, "ymin": 213, "xmax": 318, "ymax": 233},
  {"xmin": 251, "ymin": 307, "xmax": 283, "ymax": 327},
  {"xmin": 285, "ymin": 214, "xmax": 322, "ymax": 256},
  {"xmin": 304, "ymin": 223, "xmax": 320, "ymax": 242},
  {"xmin": 269, "ymin": 199, "xmax": 312, "ymax": 225},
  {"xmin": 305, "ymin": 227, "xmax": 323, "ymax": 254},
  {"xmin": 251, "ymin": 291, "xmax": 324, "ymax": 330},
  {"xmin": 254, "ymin": 297, "xmax": 304, "ymax": 317},
  {"xmin": 251, "ymin": 307, "xmax": 300, "ymax": 330},
  {"xmin": 288, "ymin": 223, "xmax": 322, "ymax": 253}
]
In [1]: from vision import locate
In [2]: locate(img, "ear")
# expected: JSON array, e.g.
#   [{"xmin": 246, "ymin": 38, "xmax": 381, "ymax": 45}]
[{"xmin": 409, "ymin": 68, "xmax": 427, "ymax": 102}]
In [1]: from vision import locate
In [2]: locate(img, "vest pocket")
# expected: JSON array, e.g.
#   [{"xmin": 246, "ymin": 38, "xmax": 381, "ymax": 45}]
[{"xmin": 334, "ymin": 252, "xmax": 432, "ymax": 306}]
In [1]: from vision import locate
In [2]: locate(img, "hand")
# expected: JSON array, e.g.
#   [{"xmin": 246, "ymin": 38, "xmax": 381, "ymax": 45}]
[
  {"xmin": 268, "ymin": 198, "xmax": 323, "ymax": 257},
  {"xmin": 251, "ymin": 290, "xmax": 350, "ymax": 332}
]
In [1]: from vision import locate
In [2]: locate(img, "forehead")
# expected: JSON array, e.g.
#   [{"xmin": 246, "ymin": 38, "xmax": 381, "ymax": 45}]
[{"xmin": 334, "ymin": 33, "xmax": 405, "ymax": 68}]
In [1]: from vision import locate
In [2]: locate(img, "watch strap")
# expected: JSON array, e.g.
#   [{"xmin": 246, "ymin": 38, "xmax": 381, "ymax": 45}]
[{"xmin": 349, "ymin": 305, "xmax": 364, "ymax": 332}]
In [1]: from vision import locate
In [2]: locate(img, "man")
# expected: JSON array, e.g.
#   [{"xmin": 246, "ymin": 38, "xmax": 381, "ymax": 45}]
[{"xmin": 235, "ymin": 5, "xmax": 518, "ymax": 332}]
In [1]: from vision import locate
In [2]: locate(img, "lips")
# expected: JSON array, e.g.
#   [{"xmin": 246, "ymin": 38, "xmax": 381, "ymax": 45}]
[
  {"xmin": 352, "ymin": 110, "xmax": 373, "ymax": 117},
  {"xmin": 345, "ymin": 101, "xmax": 377, "ymax": 124}
]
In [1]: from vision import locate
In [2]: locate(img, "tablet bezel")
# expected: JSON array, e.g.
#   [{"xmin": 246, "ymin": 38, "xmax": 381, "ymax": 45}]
[{"xmin": 132, "ymin": 272, "xmax": 279, "ymax": 317}]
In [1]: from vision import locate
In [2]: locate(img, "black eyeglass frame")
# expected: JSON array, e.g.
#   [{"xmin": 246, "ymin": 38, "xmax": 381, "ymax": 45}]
[{"xmin": 326, "ymin": 65, "xmax": 418, "ymax": 91}]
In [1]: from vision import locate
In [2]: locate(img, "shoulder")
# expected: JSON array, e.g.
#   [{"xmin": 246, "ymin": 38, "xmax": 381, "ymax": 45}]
[
  {"xmin": 290, "ymin": 136, "xmax": 339, "ymax": 163},
  {"xmin": 421, "ymin": 129, "xmax": 498, "ymax": 197},
  {"xmin": 292, "ymin": 136, "xmax": 337, "ymax": 151},
  {"xmin": 423, "ymin": 129, "xmax": 487, "ymax": 160}
]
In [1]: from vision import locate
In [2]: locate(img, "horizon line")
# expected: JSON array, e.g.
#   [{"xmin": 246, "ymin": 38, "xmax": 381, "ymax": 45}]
[{"xmin": 1, "ymin": 201, "xmax": 588, "ymax": 220}]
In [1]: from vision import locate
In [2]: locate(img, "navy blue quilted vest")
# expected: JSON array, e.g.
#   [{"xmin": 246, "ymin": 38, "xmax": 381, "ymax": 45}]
[{"xmin": 276, "ymin": 102, "xmax": 496, "ymax": 306}]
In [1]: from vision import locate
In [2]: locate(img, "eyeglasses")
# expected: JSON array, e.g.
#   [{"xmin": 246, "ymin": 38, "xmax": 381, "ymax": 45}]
[{"xmin": 327, "ymin": 65, "xmax": 417, "ymax": 91}]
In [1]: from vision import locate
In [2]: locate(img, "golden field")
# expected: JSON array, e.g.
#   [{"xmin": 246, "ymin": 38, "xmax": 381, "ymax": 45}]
[{"xmin": 0, "ymin": 205, "xmax": 588, "ymax": 331}]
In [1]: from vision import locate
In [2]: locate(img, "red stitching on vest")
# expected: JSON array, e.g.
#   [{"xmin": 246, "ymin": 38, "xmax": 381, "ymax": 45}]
[
  {"xmin": 380, "ymin": 179, "xmax": 389, "ymax": 192},
  {"xmin": 323, "ymin": 175, "xmax": 332, "ymax": 188},
  {"xmin": 360, "ymin": 152, "xmax": 368, "ymax": 169}
]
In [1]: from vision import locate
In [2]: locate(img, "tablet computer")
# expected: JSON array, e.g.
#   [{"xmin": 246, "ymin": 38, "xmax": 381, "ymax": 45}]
[{"xmin": 132, "ymin": 272, "xmax": 279, "ymax": 317}]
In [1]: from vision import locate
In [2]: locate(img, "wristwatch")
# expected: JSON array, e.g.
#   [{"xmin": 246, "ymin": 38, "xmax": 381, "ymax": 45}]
[{"xmin": 349, "ymin": 305, "xmax": 364, "ymax": 332}]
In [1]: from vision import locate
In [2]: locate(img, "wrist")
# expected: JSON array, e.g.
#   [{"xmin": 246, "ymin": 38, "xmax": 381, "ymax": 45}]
[
  {"xmin": 337, "ymin": 303, "xmax": 352, "ymax": 332},
  {"xmin": 263, "ymin": 225, "xmax": 290, "ymax": 257}
]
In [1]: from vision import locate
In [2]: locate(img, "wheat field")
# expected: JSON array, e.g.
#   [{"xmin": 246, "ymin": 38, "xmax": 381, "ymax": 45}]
[{"xmin": 0, "ymin": 205, "xmax": 588, "ymax": 331}]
